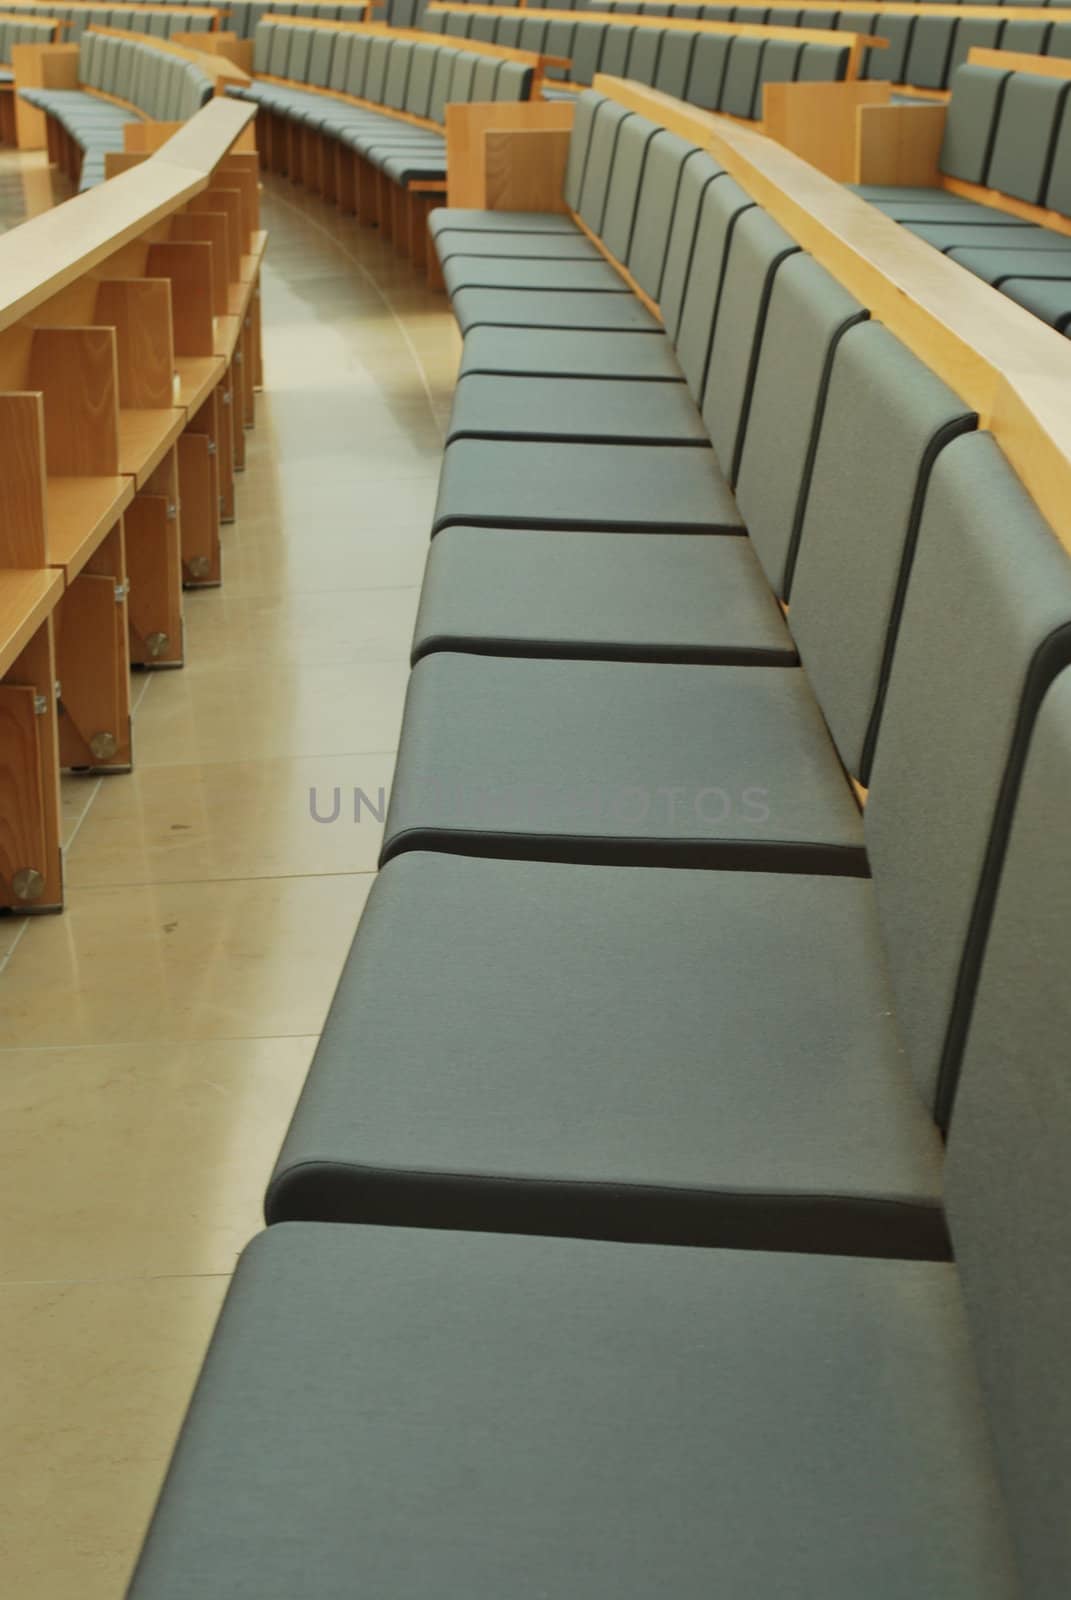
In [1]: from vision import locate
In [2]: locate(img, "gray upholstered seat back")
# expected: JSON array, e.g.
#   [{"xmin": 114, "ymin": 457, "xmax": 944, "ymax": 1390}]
[
  {"xmin": 562, "ymin": 91, "xmax": 605, "ymax": 213},
  {"xmin": 940, "ymin": 65, "xmax": 1010, "ymax": 187},
  {"xmin": 944, "ymin": 664, "xmax": 1071, "ymax": 1600},
  {"xmin": 308, "ymin": 30, "xmax": 335, "ymax": 88},
  {"xmin": 575, "ymin": 100, "xmax": 633, "ymax": 236},
  {"xmin": 471, "ymin": 57, "xmax": 499, "ymax": 101},
  {"xmin": 327, "ymin": 31, "xmax": 353, "ymax": 92},
  {"xmin": 987, "ymin": 72, "xmax": 1071, "ymax": 204},
  {"xmin": 720, "ymin": 36, "xmax": 765, "ymax": 118},
  {"xmin": 653, "ymin": 31, "xmax": 696, "ymax": 99},
  {"xmin": 735, "ymin": 254, "xmax": 866, "ymax": 600},
  {"xmin": 627, "ymin": 133, "xmax": 698, "ymax": 305},
  {"xmin": 286, "ymin": 26, "xmax": 314, "ymax": 83},
  {"xmin": 599, "ymin": 114, "xmax": 659, "ymax": 263},
  {"xmin": 345, "ymin": 35, "xmax": 371, "ymax": 99},
  {"xmin": 865, "ymin": 430, "xmax": 1071, "ymax": 1123},
  {"xmin": 787, "ymin": 322, "xmax": 974, "ymax": 780},
  {"xmin": 1044, "ymin": 94, "xmax": 1071, "ymax": 215},
  {"xmin": 447, "ymin": 50, "xmax": 480, "ymax": 107},
  {"xmin": 267, "ymin": 22, "xmax": 292, "ymax": 78},
  {"xmin": 600, "ymin": 24, "xmax": 634, "ymax": 78},
  {"xmin": 625, "ymin": 27, "xmax": 661, "ymax": 87},
  {"xmin": 673, "ymin": 174, "xmax": 753, "ymax": 403},
  {"xmin": 797, "ymin": 43, "xmax": 848, "ymax": 84},
  {"xmin": 904, "ymin": 14, "xmax": 956, "ymax": 93},
  {"xmin": 702, "ymin": 209, "xmax": 801, "ymax": 478},
  {"xmin": 364, "ymin": 37, "xmax": 394, "ymax": 103},
  {"xmin": 686, "ymin": 33, "xmax": 729, "ymax": 110},
  {"xmin": 494, "ymin": 61, "xmax": 531, "ymax": 102},
  {"xmin": 382, "ymin": 38, "xmax": 413, "ymax": 109},
  {"xmin": 570, "ymin": 21, "xmax": 608, "ymax": 86},
  {"xmin": 427, "ymin": 48, "xmax": 456, "ymax": 123},
  {"xmin": 404, "ymin": 44, "xmax": 437, "ymax": 118}
]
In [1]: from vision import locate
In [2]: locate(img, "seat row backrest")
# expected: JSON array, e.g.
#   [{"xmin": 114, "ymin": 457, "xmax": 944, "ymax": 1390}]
[
  {"xmin": 79, "ymin": 29, "xmax": 214, "ymax": 117},
  {"xmin": 0, "ymin": 3, "xmax": 216, "ymax": 43},
  {"xmin": 230, "ymin": 0, "xmax": 382, "ymax": 37},
  {"xmin": 548, "ymin": 91, "xmax": 1071, "ymax": 1134},
  {"xmin": 0, "ymin": 16, "xmax": 56, "ymax": 64},
  {"xmin": 938, "ymin": 60, "xmax": 1071, "ymax": 212},
  {"xmin": 253, "ymin": 22, "xmax": 534, "ymax": 120},
  {"xmin": 423, "ymin": 9, "xmax": 850, "ymax": 109},
  {"xmin": 426, "ymin": 2, "xmax": 1071, "ymax": 94}
]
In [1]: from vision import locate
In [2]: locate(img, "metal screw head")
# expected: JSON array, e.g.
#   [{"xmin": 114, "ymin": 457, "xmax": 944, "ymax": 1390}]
[
  {"xmin": 89, "ymin": 731, "xmax": 117, "ymax": 761},
  {"xmin": 187, "ymin": 556, "xmax": 211, "ymax": 579},
  {"xmin": 146, "ymin": 631, "xmax": 170, "ymax": 660},
  {"xmin": 12, "ymin": 868, "xmax": 45, "ymax": 903}
]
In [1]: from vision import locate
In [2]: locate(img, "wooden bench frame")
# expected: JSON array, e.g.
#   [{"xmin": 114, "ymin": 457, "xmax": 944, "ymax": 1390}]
[{"xmin": 0, "ymin": 95, "xmax": 262, "ymax": 914}]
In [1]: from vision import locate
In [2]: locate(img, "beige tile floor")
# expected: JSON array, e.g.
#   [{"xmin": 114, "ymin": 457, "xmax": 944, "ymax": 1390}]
[{"xmin": 0, "ymin": 167, "xmax": 460, "ymax": 1597}]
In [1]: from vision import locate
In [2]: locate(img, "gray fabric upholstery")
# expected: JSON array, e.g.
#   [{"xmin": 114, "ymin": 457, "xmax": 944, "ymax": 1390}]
[
  {"xmin": 458, "ymin": 326, "xmax": 684, "ymax": 381},
  {"xmin": 437, "ymin": 260, "xmax": 626, "ymax": 300},
  {"xmin": 685, "ymin": 33, "xmax": 729, "ymax": 109},
  {"xmin": 429, "ymin": 208, "xmax": 579, "ymax": 236},
  {"xmin": 865, "ymin": 431, "xmax": 1071, "ymax": 1123},
  {"xmin": 735, "ymin": 254, "xmax": 866, "ymax": 598},
  {"xmin": 411, "ymin": 526, "xmax": 795, "ymax": 664},
  {"xmin": 999, "ymin": 275, "xmax": 1071, "ymax": 330},
  {"xmin": 1044, "ymin": 93, "xmax": 1071, "ymax": 215},
  {"xmin": 904, "ymin": 15, "xmax": 956, "ymax": 92},
  {"xmin": 625, "ymin": 26, "xmax": 661, "ymax": 87},
  {"xmin": 987, "ymin": 72, "xmax": 1071, "ymax": 204},
  {"xmin": 432, "ymin": 439, "xmax": 741, "ymax": 534},
  {"xmin": 701, "ymin": 209, "xmax": 800, "ymax": 480},
  {"xmin": 788, "ymin": 321, "xmax": 974, "ymax": 780},
  {"xmin": 270, "ymin": 853, "xmax": 942, "ymax": 1254},
  {"xmin": 576, "ymin": 100, "xmax": 633, "ymax": 236},
  {"xmin": 562, "ymin": 88, "xmax": 603, "ymax": 211},
  {"xmin": 867, "ymin": 198, "xmax": 1032, "ymax": 225},
  {"xmin": 654, "ymin": 31, "xmax": 697, "ymax": 100},
  {"xmin": 908, "ymin": 222, "xmax": 1071, "ymax": 252},
  {"xmin": 720, "ymin": 35, "xmax": 764, "ymax": 118},
  {"xmin": 626, "ymin": 132, "xmax": 697, "ymax": 303},
  {"xmin": 947, "ymin": 246, "xmax": 1071, "ymax": 286},
  {"xmin": 674, "ymin": 176, "xmax": 754, "ymax": 403},
  {"xmin": 940, "ymin": 65, "xmax": 1008, "ymax": 186},
  {"xmin": 658, "ymin": 152, "xmax": 725, "ymax": 341},
  {"xmin": 945, "ymin": 667, "xmax": 1071, "ymax": 1600},
  {"xmin": 434, "ymin": 231, "xmax": 599, "ymax": 262},
  {"xmin": 450, "ymin": 288, "xmax": 661, "ymax": 335},
  {"xmin": 380, "ymin": 653, "xmax": 864, "ymax": 872},
  {"xmin": 600, "ymin": 114, "xmax": 659, "ymax": 263},
  {"xmin": 446, "ymin": 375, "xmax": 708, "ymax": 445},
  {"xmin": 125, "ymin": 1225, "xmax": 1017, "ymax": 1600}
]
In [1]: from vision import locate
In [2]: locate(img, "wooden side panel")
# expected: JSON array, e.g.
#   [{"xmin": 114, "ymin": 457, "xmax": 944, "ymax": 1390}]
[
  {"xmin": 0, "ymin": 392, "xmax": 48, "ymax": 568},
  {"xmin": 484, "ymin": 128, "xmax": 573, "ymax": 215},
  {"xmin": 762, "ymin": 81, "xmax": 892, "ymax": 183},
  {"xmin": 189, "ymin": 187, "xmax": 245, "ymax": 274},
  {"xmin": 94, "ymin": 279, "xmax": 176, "ymax": 412},
  {"xmin": 854, "ymin": 101, "xmax": 947, "ymax": 188},
  {"xmin": 55, "ymin": 571, "xmax": 131, "ymax": 770},
  {"xmin": 27, "ymin": 326, "xmax": 121, "ymax": 477},
  {"xmin": 177, "ymin": 429, "xmax": 220, "ymax": 587},
  {"xmin": 170, "ymin": 211, "xmax": 230, "ymax": 317},
  {"xmin": 144, "ymin": 241, "xmax": 215, "ymax": 358},
  {"xmin": 446, "ymin": 101, "xmax": 576, "ymax": 209},
  {"xmin": 1, "ymin": 616, "xmax": 61, "ymax": 910},
  {"xmin": 125, "ymin": 494, "xmax": 183, "ymax": 669}
]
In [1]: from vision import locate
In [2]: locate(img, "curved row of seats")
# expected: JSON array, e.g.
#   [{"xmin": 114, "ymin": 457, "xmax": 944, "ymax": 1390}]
[
  {"xmin": 426, "ymin": 1, "xmax": 1071, "ymax": 93},
  {"xmin": 856, "ymin": 61, "xmax": 1071, "ymax": 331},
  {"xmin": 426, "ymin": 7, "xmax": 856, "ymax": 107},
  {"xmin": 232, "ymin": 23, "xmax": 536, "ymax": 194},
  {"xmin": 227, "ymin": 0, "xmax": 373, "ymax": 35},
  {"xmin": 1, "ymin": 1, "xmax": 216, "ymax": 43},
  {"xmin": 122, "ymin": 85, "xmax": 1071, "ymax": 1600},
  {"xmin": 20, "ymin": 29, "xmax": 213, "ymax": 185}
]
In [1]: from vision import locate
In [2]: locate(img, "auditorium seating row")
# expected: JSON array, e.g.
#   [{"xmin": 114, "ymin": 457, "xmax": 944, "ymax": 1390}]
[
  {"xmin": 0, "ymin": 99, "xmax": 264, "ymax": 913},
  {"xmin": 426, "ymin": 6, "xmax": 862, "ymax": 106},
  {"xmin": 855, "ymin": 59, "xmax": 1071, "ymax": 331},
  {"xmin": 425, "ymin": 1, "xmax": 1071, "ymax": 94},
  {"xmin": 19, "ymin": 28, "xmax": 214, "ymax": 182},
  {"xmin": 121, "ymin": 84, "xmax": 1071, "ymax": 1599},
  {"xmin": 0, "ymin": 12, "xmax": 57, "ymax": 84},
  {"xmin": 0, "ymin": 1, "xmax": 217, "ymax": 43},
  {"xmin": 226, "ymin": 0, "xmax": 375, "ymax": 36},
  {"xmin": 232, "ymin": 23, "xmax": 545, "ymax": 241}
]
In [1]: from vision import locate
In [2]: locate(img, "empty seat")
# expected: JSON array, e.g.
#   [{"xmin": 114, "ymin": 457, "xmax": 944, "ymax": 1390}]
[
  {"xmin": 987, "ymin": 71, "xmax": 1071, "ymax": 204},
  {"xmin": 458, "ymin": 326, "xmax": 686, "ymax": 382}
]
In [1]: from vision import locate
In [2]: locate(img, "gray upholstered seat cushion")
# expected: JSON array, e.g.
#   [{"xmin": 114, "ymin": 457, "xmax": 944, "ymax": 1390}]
[
  {"xmin": 446, "ymin": 375, "xmax": 709, "ymax": 444},
  {"xmin": 907, "ymin": 222, "xmax": 1071, "ymax": 253},
  {"xmin": 429, "ymin": 207, "xmax": 581, "ymax": 236},
  {"xmin": 380, "ymin": 654, "xmax": 865, "ymax": 872},
  {"xmin": 458, "ymin": 326, "xmax": 684, "ymax": 381},
  {"xmin": 443, "ymin": 256, "xmax": 628, "ymax": 294},
  {"xmin": 435, "ymin": 230, "xmax": 600, "ymax": 261},
  {"xmin": 411, "ymin": 527, "xmax": 795, "ymax": 664},
  {"xmin": 125, "ymin": 1225, "xmax": 1018, "ymax": 1598},
  {"xmin": 869, "ymin": 199, "xmax": 1034, "ymax": 225},
  {"xmin": 947, "ymin": 247, "xmax": 1071, "ymax": 286},
  {"xmin": 432, "ymin": 439, "xmax": 741, "ymax": 533},
  {"xmin": 451, "ymin": 288, "xmax": 661, "ymax": 334},
  {"xmin": 999, "ymin": 277, "xmax": 1071, "ymax": 331},
  {"xmin": 269, "ymin": 853, "xmax": 943, "ymax": 1254}
]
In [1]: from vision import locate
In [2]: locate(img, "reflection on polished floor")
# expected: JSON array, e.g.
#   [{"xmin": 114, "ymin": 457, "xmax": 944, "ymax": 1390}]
[{"xmin": 0, "ymin": 169, "xmax": 460, "ymax": 1598}]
